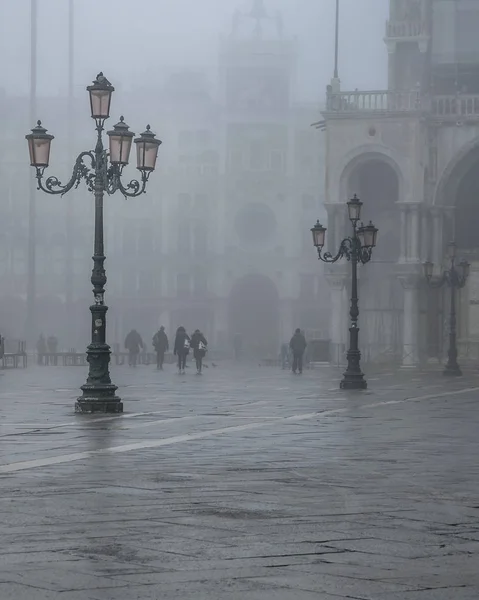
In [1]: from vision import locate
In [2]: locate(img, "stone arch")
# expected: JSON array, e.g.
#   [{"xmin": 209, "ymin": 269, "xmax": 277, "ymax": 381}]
[
  {"xmin": 434, "ymin": 140, "xmax": 479, "ymax": 249},
  {"xmin": 337, "ymin": 146, "xmax": 406, "ymax": 204},
  {"xmin": 339, "ymin": 151, "xmax": 402, "ymax": 262},
  {"xmin": 228, "ymin": 273, "xmax": 279, "ymax": 358},
  {"xmin": 434, "ymin": 137, "xmax": 479, "ymax": 207}
]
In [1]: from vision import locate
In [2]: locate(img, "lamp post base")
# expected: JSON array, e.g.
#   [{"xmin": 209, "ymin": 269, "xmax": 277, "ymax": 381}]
[
  {"xmin": 443, "ymin": 364, "xmax": 462, "ymax": 377},
  {"xmin": 340, "ymin": 373, "xmax": 368, "ymax": 390},
  {"xmin": 75, "ymin": 384, "xmax": 123, "ymax": 413}
]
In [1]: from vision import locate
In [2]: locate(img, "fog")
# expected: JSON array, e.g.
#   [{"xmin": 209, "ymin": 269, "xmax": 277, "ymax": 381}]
[
  {"xmin": 0, "ymin": 0, "xmax": 389, "ymax": 359},
  {"xmin": 0, "ymin": 0, "xmax": 388, "ymax": 96}
]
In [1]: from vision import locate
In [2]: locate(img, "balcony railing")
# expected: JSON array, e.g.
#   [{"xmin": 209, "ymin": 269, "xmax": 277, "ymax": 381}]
[
  {"xmin": 431, "ymin": 94, "xmax": 479, "ymax": 119},
  {"xmin": 325, "ymin": 90, "xmax": 422, "ymax": 114},
  {"xmin": 386, "ymin": 20, "xmax": 428, "ymax": 39}
]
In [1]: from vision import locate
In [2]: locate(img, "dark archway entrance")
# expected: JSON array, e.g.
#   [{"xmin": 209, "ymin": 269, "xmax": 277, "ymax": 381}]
[
  {"xmin": 347, "ymin": 159, "xmax": 400, "ymax": 262},
  {"xmin": 229, "ymin": 274, "xmax": 279, "ymax": 359}
]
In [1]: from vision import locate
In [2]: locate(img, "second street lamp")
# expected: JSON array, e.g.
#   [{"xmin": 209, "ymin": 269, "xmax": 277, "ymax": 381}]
[
  {"xmin": 26, "ymin": 72, "xmax": 162, "ymax": 413},
  {"xmin": 423, "ymin": 242, "xmax": 470, "ymax": 377},
  {"xmin": 311, "ymin": 195, "xmax": 378, "ymax": 390}
]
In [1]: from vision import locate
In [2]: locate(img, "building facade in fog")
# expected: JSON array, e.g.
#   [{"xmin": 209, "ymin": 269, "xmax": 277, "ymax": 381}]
[
  {"xmin": 0, "ymin": 2, "xmax": 327, "ymax": 357},
  {"xmin": 323, "ymin": 0, "xmax": 479, "ymax": 366},
  {"xmin": 109, "ymin": 5, "xmax": 328, "ymax": 357}
]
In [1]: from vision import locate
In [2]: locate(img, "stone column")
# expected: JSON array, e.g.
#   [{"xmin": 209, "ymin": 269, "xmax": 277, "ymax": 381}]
[
  {"xmin": 398, "ymin": 203, "xmax": 408, "ymax": 263},
  {"xmin": 408, "ymin": 204, "xmax": 421, "ymax": 263},
  {"xmin": 420, "ymin": 206, "xmax": 429, "ymax": 263},
  {"xmin": 399, "ymin": 275, "xmax": 420, "ymax": 367},
  {"xmin": 431, "ymin": 206, "xmax": 443, "ymax": 265},
  {"xmin": 326, "ymin": 273, "xmax": 347, "ymax": 366}
]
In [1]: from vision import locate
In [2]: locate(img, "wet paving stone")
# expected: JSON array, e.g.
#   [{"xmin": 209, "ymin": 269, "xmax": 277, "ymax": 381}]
[{"xmin": 0, "ymin": 363, "xmax": 479, "ymax": 598}]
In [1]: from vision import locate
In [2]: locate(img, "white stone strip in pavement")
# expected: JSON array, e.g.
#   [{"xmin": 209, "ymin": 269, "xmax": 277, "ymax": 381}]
[{"xmin": 0, "ymin": 386, "xmax": 477, "ymax": 475}]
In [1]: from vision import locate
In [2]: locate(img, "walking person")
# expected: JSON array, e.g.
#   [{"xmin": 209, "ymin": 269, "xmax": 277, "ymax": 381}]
[
  {"xmin": 174, "ymin": 326, "xmax": 190, "ymax": 374},
  {"xmin": 289, "ymin": 328, "xmax": 307, "ymax": 375},
  {"xmin": 124, "ymin": 329, "xmax": 144, "ymax": 367},
  {"xmin": 152, "ymin": 326, "xmax": 169, "ymax": 370},
  {"xmin": 191, "ymin": 329, "xmax": 207, "ymax": 374}
]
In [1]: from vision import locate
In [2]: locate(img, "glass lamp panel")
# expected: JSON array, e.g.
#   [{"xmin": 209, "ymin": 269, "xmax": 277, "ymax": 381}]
[
  {"xmin": 26, "ymin": 121, "xmax": 54, "ymax": 167},
  {"xmin": 107, "ymin": 117, "xmax": 134, "ymax": 165},
  {"xmin": 347, "ymin": 194, "xmax": 362, "ymax": 222},
  {"xmin": 134, "ymin": 126, "xmax": 162, "ymax": 172},
  {"xmin": 89, "ymin": 89, "xmax": 112, "ymax": 119},
  {"xmin": 32, "ymin": 138, "xmax": 52, "ymax": 167},
  {"xmin": 311, "ymin": 221, "xmax": 326, "ymax": 248},
  {"xmin": 362, "ymin": 221, "xmax": 378, "ymax": 248},
  {"xmin": 136, "ymin": 141, "xmax": 159, "ymax": 171},
  {"xmin": 109, "ymin": 135, "xmax": 133, "ymax": 165},
  {"xmin": 87, "ymin": 73, "xmax": 114, "ymax": 119}
]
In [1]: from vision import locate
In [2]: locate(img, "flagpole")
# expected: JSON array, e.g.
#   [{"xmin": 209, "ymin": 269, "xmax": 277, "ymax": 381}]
[
  {"xmin": 65, "ymin": 0, "xmax": 75, "ymax": 343},
  {"xmin": 334, "ymin": 0, "xmax": 339, "ymax": 79},
  {"xmin": 26, "ymin": 0, "xmax": 37, "ymax": 343}
]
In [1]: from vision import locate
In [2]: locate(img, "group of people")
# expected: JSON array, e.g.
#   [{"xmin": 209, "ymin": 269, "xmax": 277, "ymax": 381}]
[
  {"xmin": 124, "ymin": 326, "xmax": 208, "ymax": 374},
  {"xmin": 280, "ymin": 328, "xmax": 308, "ymax": 374}
]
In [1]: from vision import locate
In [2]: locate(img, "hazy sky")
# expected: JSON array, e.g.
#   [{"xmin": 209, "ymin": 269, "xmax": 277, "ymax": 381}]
[{"xmin": 0, "ymin": 0, "xmax": 388, "ymax": 100}]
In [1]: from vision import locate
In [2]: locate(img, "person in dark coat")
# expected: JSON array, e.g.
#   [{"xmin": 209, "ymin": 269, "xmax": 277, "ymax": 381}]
[
  {"xmin": 289, "ymin": 328, "xmax": 307, "ymax": 374},
  {"xmin": 125, "ymin": 329, "xmax": 144, "ymax": 367},
  {"xmin": 173, "ymin": 326, "xmax": 190, "ymax": 374},
  {"xmin": 152, "ymin": 326, "xmax": 169, "ymax": 370},
  {"xmin": 190, "ymin": 329, "xmax": 207, "ymax": 374}
]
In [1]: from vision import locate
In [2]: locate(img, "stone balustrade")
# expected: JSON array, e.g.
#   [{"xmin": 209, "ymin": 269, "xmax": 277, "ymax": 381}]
[
  {"xmin": 431, "ymin": 94, "xmax": 479, "ymax": 119},
  {"xmin": 325, "ymin": 90, "xmax": 422, "ymax": 114},
  {"xmin": 386, "ymin": 20, "xmax": 428, "ymax": 39}
]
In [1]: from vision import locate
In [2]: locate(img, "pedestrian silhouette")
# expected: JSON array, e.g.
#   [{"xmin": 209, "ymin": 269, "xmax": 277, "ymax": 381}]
[
  {"xmin": 289, "ymin": 328, "xmax": 307, "ymax": 374},
  {"xmin": 174, "ymin": 326, "xmax": 190, "ymax": 374},
  {"xmin": 191, "ymin": 329, "xmax": 207, "ymax": 374},
  {"xmin": 152, "ymin": 326, "xmax": 169, "ymax": 370},
  {"xmin": 125, "ymin": 329, "xmax": 144, "ymax": 367}
]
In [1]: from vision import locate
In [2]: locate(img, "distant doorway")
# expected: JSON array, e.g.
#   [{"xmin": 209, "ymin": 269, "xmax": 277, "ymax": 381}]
[{"xmin": 229, "ymin": 274, "xmax": 279, "ymax": 359}]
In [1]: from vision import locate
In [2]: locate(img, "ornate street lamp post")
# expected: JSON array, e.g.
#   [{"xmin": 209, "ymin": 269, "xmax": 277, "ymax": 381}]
[
  {"xmin": 423, "ymin": 242, "xmax": 470, "ymax": 376},
  {"xmin": 26, "ymin": 73, "xmax": 162, "ymax": 413},
  {"xmin": 311, "ymin": 195, "xmax": 378, "ymax": 390}
]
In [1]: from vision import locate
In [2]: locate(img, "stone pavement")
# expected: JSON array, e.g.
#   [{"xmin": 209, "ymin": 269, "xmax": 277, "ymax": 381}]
[{"xmin": 0, "ymin": 362, "xmax": 479, "ymax": 599}]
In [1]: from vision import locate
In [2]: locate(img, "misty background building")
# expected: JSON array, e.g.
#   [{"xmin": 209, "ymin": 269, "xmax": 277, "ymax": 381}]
[
  {"xmin": 0, "ymin": 1, "xmax": 328, "ymax": 358},
  {"xmin": 324, "ymin": 0, "xmax": 479, "ymax": 366}
]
